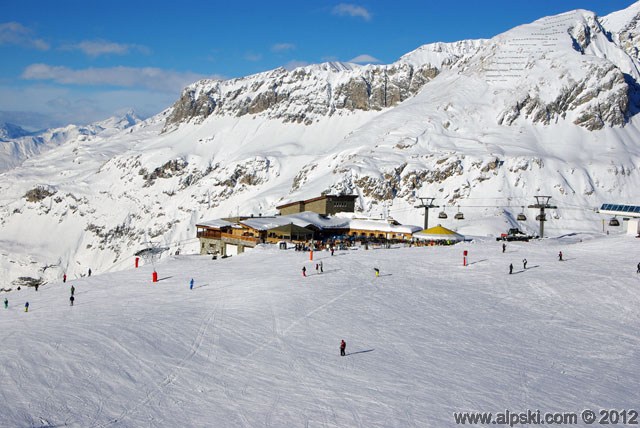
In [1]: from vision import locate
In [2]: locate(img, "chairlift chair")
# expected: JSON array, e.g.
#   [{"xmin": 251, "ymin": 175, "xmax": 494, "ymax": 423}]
[
  {"xmin": 609, "ymin": 217, "xmax": 620, "ymax": 226},
  {"xmin": 517, "ymin": 206, "xmax": 527, "ymax": 221},
  {"xmin": 536, "ymin": 214, "xmax": 546, "ymax": 221},
  {"xmin": 438, "ymin": 206, "xmax": 448, "ymax": 219},
  {"xmin": 454, "ymin": 206, "xmax": 464, "ymax": 220}
]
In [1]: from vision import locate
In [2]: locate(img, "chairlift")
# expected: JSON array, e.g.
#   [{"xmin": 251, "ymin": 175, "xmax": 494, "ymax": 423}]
[
  {"xmin": 517, "ymin": 206, "xmax": 527, "ymax": 221},
  {"xmin": 454, "ymin": 206, "xmax": 464, "ymax": 220},
  {"xmin": 609, "ymin": 217, "xmax": 620, "ymax": 226},
  {"xmin": 438, "ymin": 206, "xmax": 448, "ymax": 219},
  {"xmin": 536, "ymin": 213, "xmax": 546, "ymax": 221}
]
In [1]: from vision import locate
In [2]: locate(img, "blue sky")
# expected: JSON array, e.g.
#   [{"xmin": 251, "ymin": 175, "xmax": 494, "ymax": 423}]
[{"xmin": 0, "ymin": 0, "xmax": 636, "ymax": 129}]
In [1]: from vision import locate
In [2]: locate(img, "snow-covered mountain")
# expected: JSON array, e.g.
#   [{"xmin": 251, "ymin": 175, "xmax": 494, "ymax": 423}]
[
  {"xmin": 0, "ymin": 110, "xmax": 142, "ymax": 172},
  {"xmin": 0, "ymin": 122, "xmax": 31, "ymax": 140},
  {"xmin": 1, "ymin": 4, "xmax": 640, "ymax": 287}
]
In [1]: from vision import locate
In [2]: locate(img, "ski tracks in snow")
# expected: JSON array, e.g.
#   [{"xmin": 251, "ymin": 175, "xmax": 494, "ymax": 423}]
[{"xmin": 93, "ymin": 295, "xmax": 223, "ymax": 428}]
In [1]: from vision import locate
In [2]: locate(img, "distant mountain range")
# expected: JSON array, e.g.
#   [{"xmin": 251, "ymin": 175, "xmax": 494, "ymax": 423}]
[{"xmin": 1, "ymin": 3, "xmax": 640, "ymax": 287}]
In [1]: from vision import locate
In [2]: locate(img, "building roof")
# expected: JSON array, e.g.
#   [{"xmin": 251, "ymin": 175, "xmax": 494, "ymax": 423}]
[
  {"xmin": 413, "ymin": 225, "xmax": 465, "ymax": 241},
  {"xmin": 196, "ymin": 219, "xmax": 234, "ymax": 229},
  {"xmin": 198, "ymin": 211, "xmax": 421, "ymax": 235},
  {"xmin": 349, "ymin": 218, "xmax": 422, "ymax": 234}
]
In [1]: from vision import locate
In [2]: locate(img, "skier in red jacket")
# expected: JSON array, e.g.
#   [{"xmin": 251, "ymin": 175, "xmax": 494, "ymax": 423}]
[{"xmin": 340, "ymin": 340, "xmax": 346, "ymax": 356}]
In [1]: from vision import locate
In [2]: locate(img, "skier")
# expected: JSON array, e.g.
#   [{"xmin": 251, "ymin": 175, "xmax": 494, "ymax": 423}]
[
  {"xmin": 34, "ymin": 283, "xmax": 39, "ymax": 292},
  {"xmin": 70, "ymin": 295, "xmax": 74, "ymax": 306},
  {"xmin": 502, "ymin": 242, "xmax": 506, "ymax": 253},
  {"xmin": 374, "ymin": 268, "xmax": 380, "ymax": 277},
  {"xmin": 320, "ymin": 261, "xmax": 323, "ymax": 273},
  {"xmin": 637, "ymin": 262, "xmax": 640, "ymax": 274},
  {"xmin": 315, "ymin": 263, "xmax": 319, "ymax": 273},
  {"xmin": 340, "ymin": 339, "xmax": 346, "ymax": 356},
  {"xmin": 4, "ymin": 298, "xmax": 7, "ymax": 309},
  {"xmin": 70, "ymin": 285, "xmax": 75, "ymax": 296},
  {"xmin": 63, "ymin": 273, "xmax": 67, "ymax": 283},
  {"xmin": 509, "ymin": 263, "xmax": 513, "ymax": 274},
  {"xmin": 88, "ymin": 268, "xmax": 92, "ymax": 277},
  {"xmin": 302, "ymin": 266, "xmax": 307, "ymax": 277},
  {"xmin": 558, "ymin": 251, "xmax": 563, "ymax": 261},
  {"xmin": 330, "ymin": 247, "xmax": 334, "ymax": 256},
  {"xmin": 190, "ymin": 278, "xmax": 194, "ymax": 290},
  {"xmin": 523, "ymin": 259, "xmax": 528, "ymax": 269},
  {"xmin": 24, "ymin": 302, "xmax": 29, "ymax": 312}
]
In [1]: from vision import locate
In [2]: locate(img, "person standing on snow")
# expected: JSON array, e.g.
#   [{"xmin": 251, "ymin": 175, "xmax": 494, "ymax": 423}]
[
  {"xmin": 70, "ymin": 285, "xmax": 75, "ymax": 296},
  {"xmin": 330, "ymin": 247, "xmax": 334, "ymax": 256},
  {"xmin": 502, "ymin": 242, "xmax": 506, "ymax": 253},
  {"xmin": 24, "ymin": 302, "xmax": 29, "ymax": 312},
  {"xmin": 4, "ymin": 298, "xmax": 7, "ymax": 309},
  {"xmin": 374, "ymin": 268, "xmax": 380, "ymax": 277},
  {"xmin": 190, "ymin": 278, "xmax": 194, "ymax": 290},
  {"xmin": 558, "ymin": 251, "xmax": 563, "ymax": 261},
  {"xmin": 302, "ymin": 266, "xmax": 307, "ymax": 277},
  {"xmin": 340, "ymin": 340, "xmax": 346, "ymax": 356},
  {"xmin": 88, "ymin": 268, "xmax": 92, "ymax": 277},
  {"xmin": 523, "ymin": 259, "xmax": 528, "ymax": 269},
  {"xmin": 509, "ymin": 263, "xmax": 513, "ymax": 274},
  {"xmin": 34, "ymin": 283, "xmax": 39, "ymax": 292},
  {"xmin": 63, "ymin": 274, "xmax": 67, "ymax": 283},
  {"xmin": 637, "ymin": 262, "xmax": 640, "ymax": 273},
  {"xmin": 320, "ymin": 261, "xmax": 323, "ymax": 273},
  {"xmin": 315, "ymin": 263, "xmax": 319, "ymax": 273},
  {"xmin": 70, "ymin": 295, "xmax": 75, "ymax": 306}
]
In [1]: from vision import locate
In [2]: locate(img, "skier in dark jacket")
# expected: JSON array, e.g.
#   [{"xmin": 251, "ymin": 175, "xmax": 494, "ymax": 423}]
[
  {"xmin": 70, "ymin": 295, "xmax": 75, "ymax": 306},
  {"xmin": 190, "ymin": 278, "xmax": 194, "ymax": 290},
  {"xmin": 4, "ymin": 298, "xmax": 7, "ymax": 309},
  {"xmin": 558, "ymin": 251, "xmax": 563, "ymax": 261},
  {"xmin": 70, "ymin": 285, "xmax": 75, "ymax": 296},
  {"xmin": 24, "ymin": 302, "xmax": 29, "ymax": 312},
  {"xmin": 88, "ymin": 268, "xmax": 92, "ymax": 277},
  {"xmin": 509, "ymin": 263, "xmax": 513, "ymax": 274},
  {"xmin": 523, "ymin": 259, "xmax": 527, "ymax": 269},
  {"xmin": 502, "ymin": 243, "xmax": 506, "ymax": 253},
  {"xmin": 340, "ymin": 340, "xmax": 346, "ymax": 356},
  {"xmin": 302, "ymin": 266, "xmax": 306, "ymax": 277},
  {"xmin": 637, "ymin": 262, "xmax": 640, "ymax": 274}
]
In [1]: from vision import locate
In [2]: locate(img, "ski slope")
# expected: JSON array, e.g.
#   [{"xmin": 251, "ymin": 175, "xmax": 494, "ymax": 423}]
[{"xmin": 0, "ymin": 233, "xmax": 639, "ymax": 427}]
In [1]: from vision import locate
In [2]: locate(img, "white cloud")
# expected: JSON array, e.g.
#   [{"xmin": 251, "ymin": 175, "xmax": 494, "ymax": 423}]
[
  {"xmin": 0, "ymin": 22, "xmax": 49, "ymax": 50},
  {"xmin": 244, "ymin": 52, "xmax": 263, "ymax": 62},
  {"xmin": 348, "ymin": 54, "xmax": 381, "ymax": 64},
  {"xmin": 0, "ymin": 83, "xmax": 180, "ymax": 128},
  {"xmin": 332, "ymin": 4, "xmax": 372, "ymax": 21},
  {"xmin": 61, "ymin": 40, "xmax": 151, "ymax": 57},
  {"xmin": 272, "ymin": 43, "xmax": 296, "ymax": 53},
  {"xmin": 21, "ymin": 64, "xmax": 213, "ymax": 93}
]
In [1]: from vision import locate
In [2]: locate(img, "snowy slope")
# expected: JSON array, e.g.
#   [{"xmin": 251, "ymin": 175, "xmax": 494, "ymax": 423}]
[
  {"xmin": 1, "ymin": 4, "xmax": 640, "ymax": 288},
  {"xmin": 0, "ymin": 234, "xmax": 638, "ymax": 427}
]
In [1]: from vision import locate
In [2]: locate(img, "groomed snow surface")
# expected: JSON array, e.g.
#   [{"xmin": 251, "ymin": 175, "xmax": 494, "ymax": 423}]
[{"xmin": 1, "ymin": 233, "xmax": 639, "ymax": 427}]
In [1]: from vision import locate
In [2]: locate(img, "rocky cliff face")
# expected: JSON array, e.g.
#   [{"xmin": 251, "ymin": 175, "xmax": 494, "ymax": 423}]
[{"xmin": 163, "ymin": 62, "xmax": 441, "ymax": 130}]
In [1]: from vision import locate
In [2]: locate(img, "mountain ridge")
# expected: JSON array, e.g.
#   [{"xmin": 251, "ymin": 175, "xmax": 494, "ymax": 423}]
[{"xmin": 1, "ymin": 4, "xmax": 640, "ymax": 287}]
